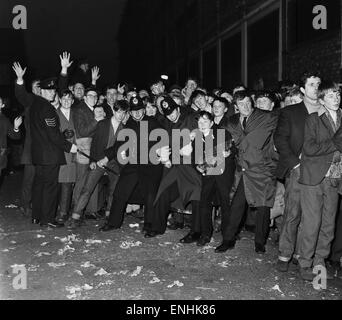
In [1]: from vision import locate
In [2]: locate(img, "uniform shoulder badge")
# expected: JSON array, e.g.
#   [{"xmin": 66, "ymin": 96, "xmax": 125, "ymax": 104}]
[{"xmin": 45, "ymin": 117, "xmax": 57, "ymax": 127}]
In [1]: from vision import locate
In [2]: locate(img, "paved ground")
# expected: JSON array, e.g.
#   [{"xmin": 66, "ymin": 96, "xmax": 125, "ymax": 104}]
[{"xmin": 0, "ymin": 171, "xmax": 341, "ymax": 300}]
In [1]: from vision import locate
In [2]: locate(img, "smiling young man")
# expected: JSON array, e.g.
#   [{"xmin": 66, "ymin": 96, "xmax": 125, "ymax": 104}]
[
  {"xmin": 69, "ymin": 86, "xmax": 102, "ymax": 227},
  {"xmin": 297, "ymin": 81, "xmax": 342, "ymax": 281},
  {"xmin": 196, "ymin": 110, "xmax": 236, "ymax": 246}
]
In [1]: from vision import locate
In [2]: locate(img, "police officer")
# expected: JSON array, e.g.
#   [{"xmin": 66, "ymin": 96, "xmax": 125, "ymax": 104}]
[
  {"xmin": 13, "ymin": 62, "xmax": 78, "ymax": 228},
  {"xmin": 98, "ymin": 95, "xmax": 164, "ymax": 232}
]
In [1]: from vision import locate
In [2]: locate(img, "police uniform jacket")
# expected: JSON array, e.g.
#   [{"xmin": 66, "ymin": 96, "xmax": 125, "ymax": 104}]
[{"xmin": 15, "ymin": 83, "xmax": 72, "ymax": 165}]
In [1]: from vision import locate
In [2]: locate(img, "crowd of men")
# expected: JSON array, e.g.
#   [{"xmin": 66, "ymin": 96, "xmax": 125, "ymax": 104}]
[{"xmin": 1, "ymin": 51, "xmax": 342, "ymax": 284}]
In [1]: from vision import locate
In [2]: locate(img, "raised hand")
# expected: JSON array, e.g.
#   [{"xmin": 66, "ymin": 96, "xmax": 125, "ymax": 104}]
[
  {"xmin": 91, "ymin": 66, "xmax": 101, "ymax": 84},
  {"xmin": 14, "ymin": 116, "xmax": 23, "ymax": 130},
  {"xmin": 117, "ymin": 83, "xmax": 125, "ymax": 94},
  {"xmin": 12, "ymin": 62, "xmax": 26, "ymax": 83},
  {"xmin": 59, "ymin": 51, "xmax": 73, "ymax": 73}
]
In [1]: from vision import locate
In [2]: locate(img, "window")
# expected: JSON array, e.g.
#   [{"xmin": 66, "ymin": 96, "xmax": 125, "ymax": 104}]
[
  {"xmin": 248, "ymin": 10, "xmax": 279, "ymax": 89},
  {"xmin": 203, "ymin": 46, "xmax": 217, "ymax": 90},
  {"xmin": 221, "ymin": 32, "xmax": 242, "ymax": 92},
  {"xmin": 189, "ymin": 55, "xmax": 200, "ymax": 80}
]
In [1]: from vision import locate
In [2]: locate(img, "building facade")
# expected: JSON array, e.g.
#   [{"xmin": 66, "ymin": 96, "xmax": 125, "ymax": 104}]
[{"xmin": 118, "ymin": 0, "xmax": 341, "ymax": 91}]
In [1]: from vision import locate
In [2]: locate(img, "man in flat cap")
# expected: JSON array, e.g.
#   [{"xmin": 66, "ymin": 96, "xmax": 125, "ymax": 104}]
[{"xmin": 13, "ymin": 62, "xmax": 77, "ymax": 228}]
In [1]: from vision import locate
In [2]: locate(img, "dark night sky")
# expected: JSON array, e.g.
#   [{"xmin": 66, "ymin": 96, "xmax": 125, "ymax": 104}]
[{"xmin": 1, "ymin": 0, "xmax": 127, "ymax": 85}]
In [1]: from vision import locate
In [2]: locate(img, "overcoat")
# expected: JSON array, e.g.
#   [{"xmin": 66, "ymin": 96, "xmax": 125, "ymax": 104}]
[
  {"xmin": 154, "ymin": 111, "xmax": 201, "ymax": 209},
  {"xmin": 226, "ymin": 108, "xmax": 278, "ymax": 207},
  {"xmin": 56, "ymin": 108, "xmax": 76, "ymax": 183}
]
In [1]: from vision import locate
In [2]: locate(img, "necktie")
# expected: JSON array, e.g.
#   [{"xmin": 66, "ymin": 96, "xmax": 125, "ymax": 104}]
[{"xmin": 242, "ymin": 117, "xmax": 247, "ymax": 130}]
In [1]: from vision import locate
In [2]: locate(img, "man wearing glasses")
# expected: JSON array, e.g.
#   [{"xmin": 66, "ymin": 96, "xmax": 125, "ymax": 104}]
[{"xmin": 70, "ymin": 86, "xmax": 101, "ymax": 228}]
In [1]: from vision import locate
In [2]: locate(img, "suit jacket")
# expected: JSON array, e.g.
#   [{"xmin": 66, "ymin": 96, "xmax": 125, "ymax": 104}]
[
  {"xmin": 274, "ymin": 102, "xmax": 309, "ymax": 179},
  {"xmin": 299, "ymin": 106, "xmax": 341, "ymax": 186},
  {"xmin": 72, "ymin": 101, "xmax": 98, "ymax": 139},
  {"xmin": 90, "ymin": 118, "xmax": 123, "ymax": 161},
  {"xmin": 56, "ymin": 108, "xmax": 76, "ymax": 183}
]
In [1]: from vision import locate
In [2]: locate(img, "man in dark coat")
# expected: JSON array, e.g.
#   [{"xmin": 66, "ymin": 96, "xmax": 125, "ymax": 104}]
[
  {"xmin": 274, "ymin": 71, "xmax": 321, "ymax": 271},
  {"xmin": 98, "ymin": 96, "xmax": 164, "ymax": 232},
  {"xmin": 145, "ymin": 96, "xmax": 202, "ymax": 241},
  {"xmin": 215, "ymin": 91, "xmax": 278, "ymax": 254},
  {"xmin": 13, "ymin": 62, "xmax": 77, "ymax": 228},
  {"xmin": 297, "ymin": 81, "xmax": 342, "ymax": 281},
  {"xmin": 17, "ymin": 79, "xmax": 40, "ymax": 217}
]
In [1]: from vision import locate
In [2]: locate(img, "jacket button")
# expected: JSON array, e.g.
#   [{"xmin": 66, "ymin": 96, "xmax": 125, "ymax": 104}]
[{"xmin": 242, "ymin": 168, "xmax": 246, "ymax": 172}]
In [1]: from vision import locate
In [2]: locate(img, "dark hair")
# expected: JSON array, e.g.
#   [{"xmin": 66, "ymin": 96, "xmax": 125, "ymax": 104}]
[
  {"xmin": 104, "ymin": 84, "xmax": 118, "ymax": 94},
  {"xmin": 198, "ymin": 110, "xmax": 214, "ymax": 122},
  {"xmin": 254, "ymin": 90, "xmax": 276, "ymax": 103},
  {"xmin": 190, "ymin": 89, "xmax": 206, "ymax": 104},
  {"xmin": 31, "ymin": 79, "xmax": 40, "ymax": 85},
  {"xmin": 317, "ymin": 80, "xmax": 340, "ymax": 100},
  {"xmin": 185, "ymin": 77, "xmax": 199, "ymax": 86},
  {"xmin": 300, "ymin": 70, "xmax": 321, "ymax": 88},
  {"xmin": 233, "ymin": 90, "xmax": 252, "ymax": 105},
  {"xmin": 143, "ymin": 96, "xmax": 155, "ymax": 105},
  {"xmin": 285, "ymin": 86, "xmax": 303, "ymax": 98},
  {"xmin": 59, "ymin": 89, "xmax": 73, "ymax": 98},
  {"xmin": 213, "ymin": 96, "xmax": 229, "ymax": 110},
  {"xmin": 169, "ymin": 84, "xmax": 182, "ymax": 93},
  {"xmin": 233, "ymin": 83, "xmax": 247, "ymax": 92},
  {"xmin": 114, "ymin": 99, "xmax": 130, "ymax": 112}
]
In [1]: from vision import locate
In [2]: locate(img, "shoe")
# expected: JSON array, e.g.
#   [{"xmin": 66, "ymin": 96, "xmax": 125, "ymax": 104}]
[
  {"xmin": 144, "ymin": 231, "xmax": 162, "ymax": 238},
  {"xmin": 142, "ymin": 223, "xmax": 152, "ymax": 233},
  {"xmin": 99, "ymin": 224, "xmax": 118, "ymax": 232},
  {"xmin": 67, "ymin": 218, "xmax": 82, "ymax": 229},
  {"xmin": 255, "ymin": 243, "xmax": 266, "ymax": 254},
  {"xmin": 179, "ymin": 232, "xmax": 201, "ymax": 244},
  {"xmin": 85, "ymin": 212, "xmax": 98, "ymax": 220},
  {"xmin": 197, "ymin": 236, "xmax": 211, "ymax": 247},
  {"xmin": 167, "ymin": 222, "xmax": 184, "ymax": 230},
  {"xmin": 131, "ymin": 208, "xmax": 144, "ymax": 220},
  {"xmin": 276, "ymin": 259, "xmax": 289, "ymax": 272},
  {"xmin": 215, "ymin": 240, "xmax": 235, "ymax": 253},
  {"xmin": 299, "ymin": 267, "xmax": 315, "ymax": 281},
  {"xmin": 31, "ymin": 218, "xmax": 40, "ymax": 224}
]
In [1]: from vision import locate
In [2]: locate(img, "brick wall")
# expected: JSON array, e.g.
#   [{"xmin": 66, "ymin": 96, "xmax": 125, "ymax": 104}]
[{"xmin": 286, "ymin": 31, "xmax": 341, "ymax": 83}]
